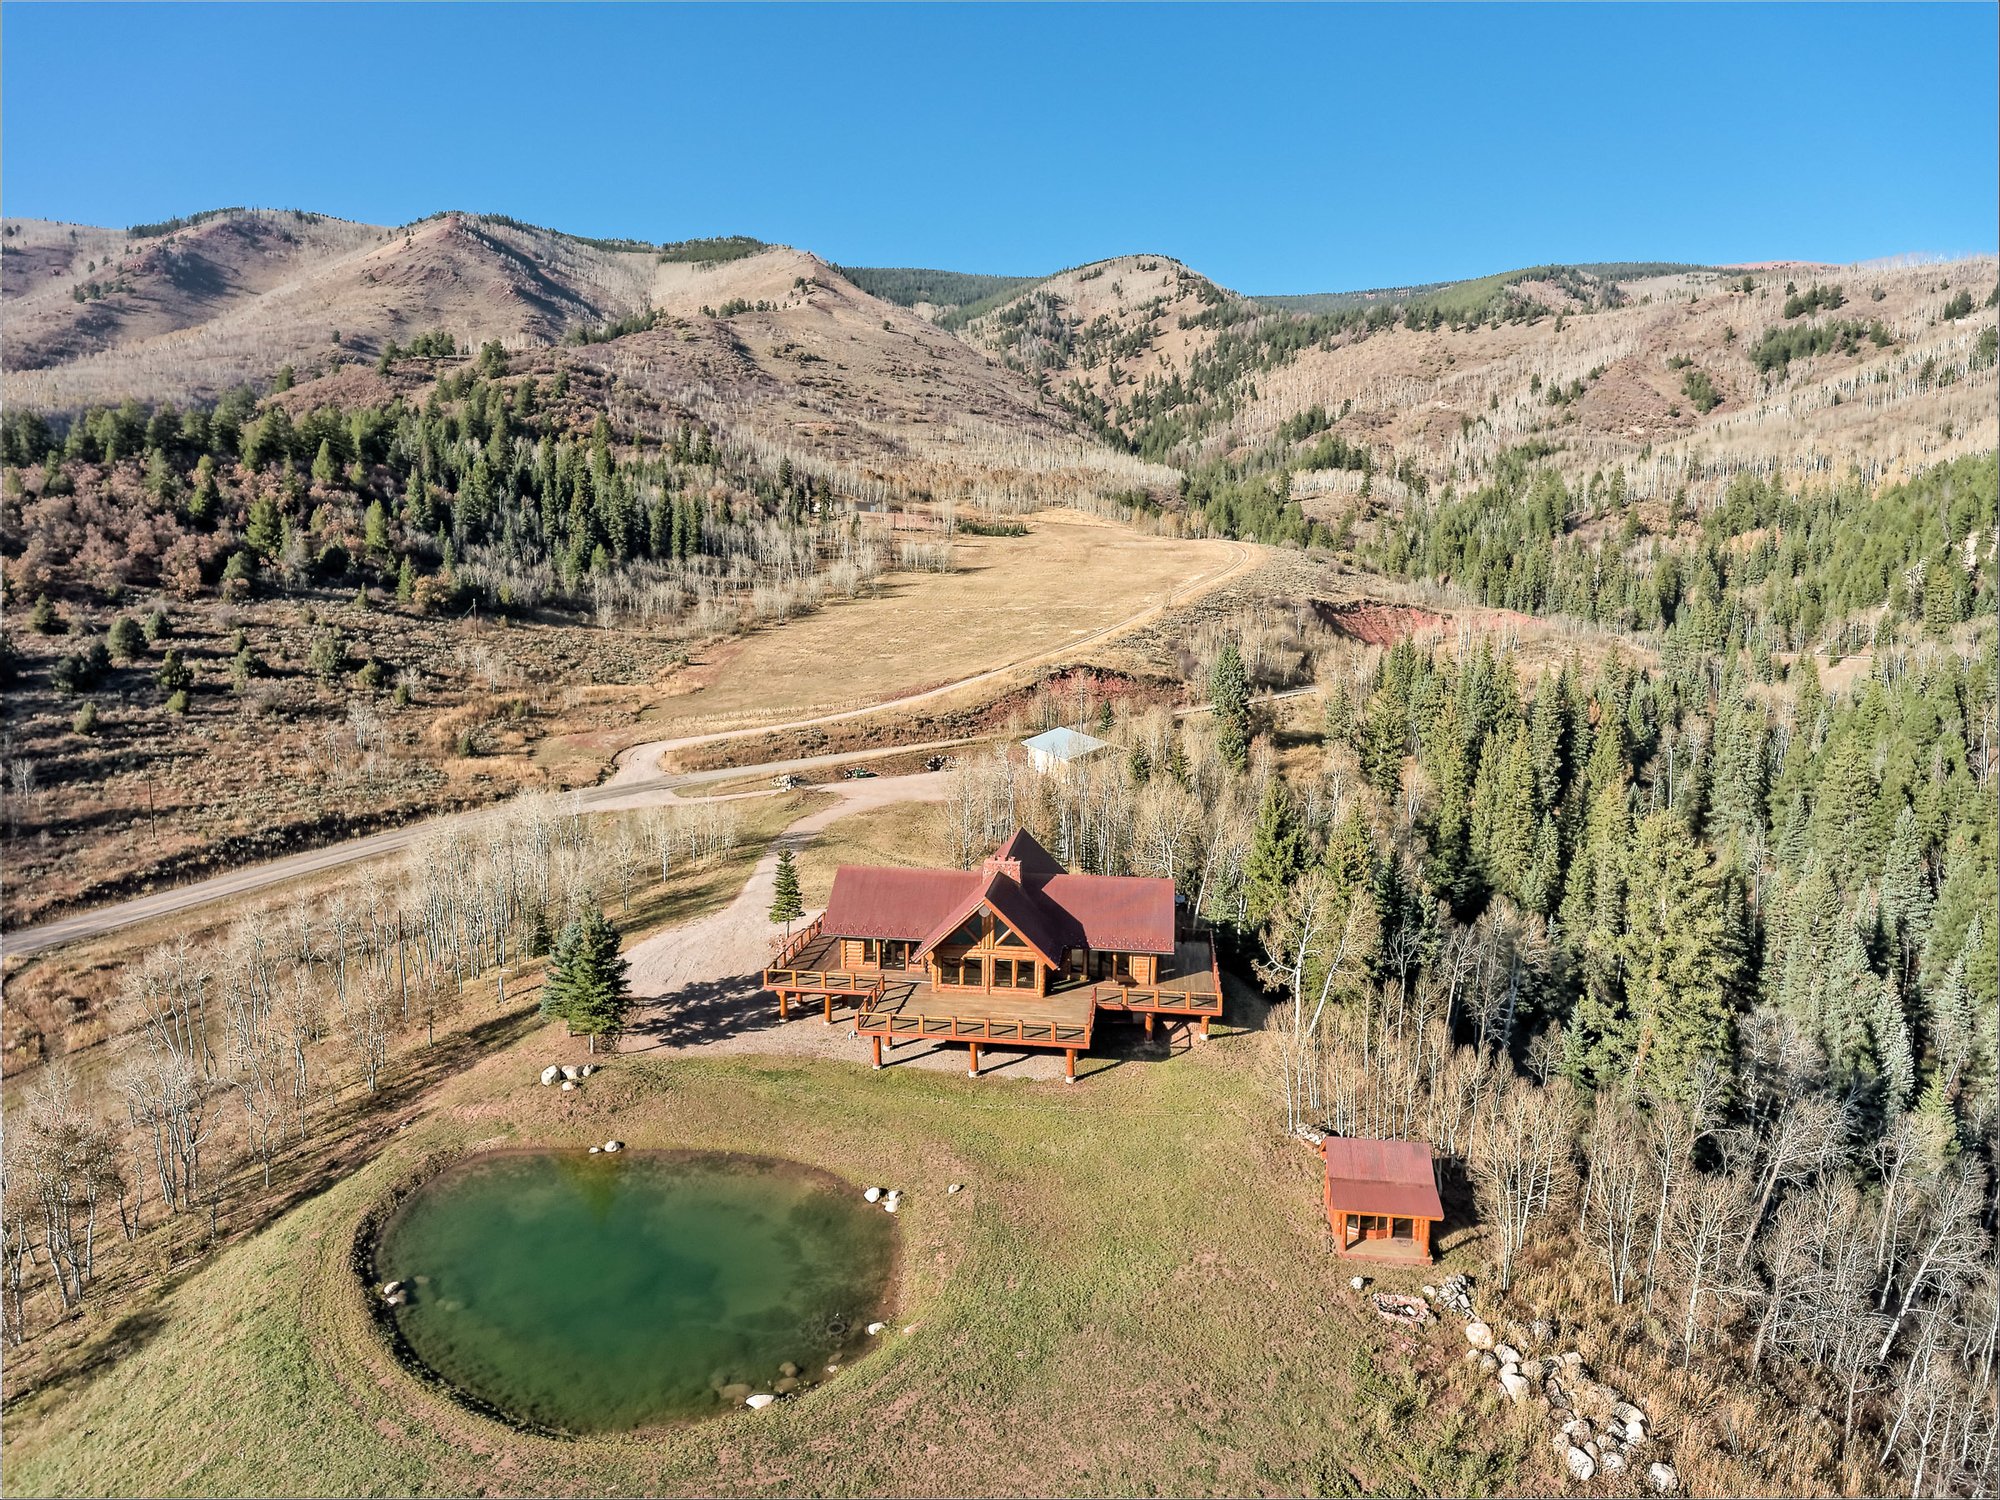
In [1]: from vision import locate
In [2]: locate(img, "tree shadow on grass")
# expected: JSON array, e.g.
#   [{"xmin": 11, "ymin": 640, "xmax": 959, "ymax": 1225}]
[
  {"xmin": 620, "ymin": 971, "xmax": 787, "ymax": 1052},
  {"xmin": 4, "ymin": 1304, "xmax": 172, "ymax": 1409}
]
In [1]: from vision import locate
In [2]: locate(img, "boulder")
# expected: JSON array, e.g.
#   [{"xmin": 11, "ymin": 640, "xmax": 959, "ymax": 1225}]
[
  {"xmin": 882, "ymin": 1198, "xmax": 901, "ymax": 1213},
  {"xmin": 1422, "ymin": 1285, "xmax": 1437, "ymax": 1298},
  {"xmin": 604, "ymin": 1141, "xmax": 624, "ymax": 1153},
  {"xmin": 1464, "ymin": 1320, "xmax": 1495, "ymax": 1350},
  {"xmin": 560, "ymin": 1065, "xmax": 583, "ymax": 1081},
  {"xmin": 560, "ymin": 1080, "xmax": 577, "ymax": 1092},
  {"xmin": 1531, "ymin": 1317, "xmax": 1554, "ymax": 1343},
  {"xmin": 1478, "ymin": 1352, "xmax": 1499, "ymax": 1374},
  {"xmin": 1648, "ymin": 1461, "xmax": 1679, "ymax": 1494},
  {"xmin": 826, "ymin": 1363, "xmax": 841, "ymax": 1373},
  {"xmin": 744, "ymin": 1393, "xmax": 777, "ymax": 1410},
  {"xmin": 1350, "ymin": 1276, "xmax": 1368, "ymax": 1292},
  {"xmin": 1561, "ymin": 1351, "xmax": 1584, "ymax": 1369},
  {"xmin": 780, "ymin": 1362, "xmax": 800, "ymax": 1378},
  {"xmin": 540, "ymin": 1066, "xmax": 562, "ymax": 1086},
  {"xmin": 947, "ymin": 1183, "xmax": 963, "ymax": 1194},
  {"xmin": 579, "ymin": 1065, "xmax": 595, "ymax": 1077},
  {"xmin": 589, "ymin": 1146, "xmax": 602, "ymax": 1155},
  {"xmin": 381, "ymin": 1281, "xmax": 404, "ymax": 1298},
  {"xmin": 719, "ymin": 1383, "xmax": 752, "ymax": 1402},
  {"xmin": 864, "ymin": 1187, "xmax": 882, "ymax": 1203},
  {"xmin": 1494, "ymin": 1343, "xmax": 1521, "ymax": 1365},
  {"xmin": 1498, "ymin": 1369, "xmax": 1531, "ymax": 1404},
  {"xmin": 1562, "ymin": 1418, "xmax": 1591, "ymax": 1443},
  {"xmin": 1564, "ymin": 1445, "xmax": 1596, "ymax": 1482},
  {"xmin": 866, "ymin": 1322, "xmax": 887, "ymax": 1336},
  {"xmin": 773, "ymin": 1377, "xmax": 799, "ymax": 1394},
  {"xmin": 1599, "ymin": 1450, "xmax": 1627, "ymax": 1476}
]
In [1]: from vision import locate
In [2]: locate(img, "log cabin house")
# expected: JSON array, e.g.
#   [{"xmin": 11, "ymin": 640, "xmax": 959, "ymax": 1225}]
[
  {"xmin": 763, "ymin": 829, "xmax": 1222, "ymax": 1081},
  {"xmin": 1322, "ymin": 1137, "xmax": 1445, "ymax": 1262}
]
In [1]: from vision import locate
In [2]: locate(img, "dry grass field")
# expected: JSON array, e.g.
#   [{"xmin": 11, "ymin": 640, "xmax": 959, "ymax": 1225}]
[{"xmin": 629, "ymin": 513, "xmax": 1242, "ymax": 755}]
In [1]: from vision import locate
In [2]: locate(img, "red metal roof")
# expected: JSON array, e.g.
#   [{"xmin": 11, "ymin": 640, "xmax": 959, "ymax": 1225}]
[
  {"xmin": 818, "ymin": 832, "xmax": 1177, "ymax": 956},
  {"xmin": 1034, "ymin": 873, "xmax": 1175, "ymax": 955},
  {"xmin": 820, "ymin": 866, "xmax": 979, "ymax": 942},
  {"xmin": 1322, "ymin": 1137, "xmax": 1444, "ymax": 1220}
]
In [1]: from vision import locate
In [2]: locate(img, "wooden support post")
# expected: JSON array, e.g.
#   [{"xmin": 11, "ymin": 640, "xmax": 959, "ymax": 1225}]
[
  {"xmin": 778, "ymin": 992, "xmax": 789, "ymax": 1020},
  {"xmin": 871, "ymin": 1033, "xmax": 883, "ymax": 1070},
  {"xmin": 1199, "ymin": 1014, "xmax": 1211, "ymax": 1038},
  {"xmin": 1064, "ymin": 1048, "xmax": 1077, "ymax": 1083},
  {"xmin": 1144, "ymin": 1011, "xmax": 1155, "ymax": 1037},
  {"xmin": 824, "ymin": 992, "xmax": 833, "ymax": 1025},
  {"xmin": 967, "ymin": 1042, "xmax": 981, "ymax": 1078}
]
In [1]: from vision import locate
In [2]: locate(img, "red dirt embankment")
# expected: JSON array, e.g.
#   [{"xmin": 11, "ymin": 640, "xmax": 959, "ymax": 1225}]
[
  {"xmin": 1311, "ymin": 600, "xmax": 1449, "ymax": 646},
  {"xmin": 1311, "ymin": 598, "xmax": 1542, "ymax": 647}
]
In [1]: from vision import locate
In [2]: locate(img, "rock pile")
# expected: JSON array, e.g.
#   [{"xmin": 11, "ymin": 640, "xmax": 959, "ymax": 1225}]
[{"xmin": 1429, "ymin": 1278, "xmax": 1671, "ymax": 1488}]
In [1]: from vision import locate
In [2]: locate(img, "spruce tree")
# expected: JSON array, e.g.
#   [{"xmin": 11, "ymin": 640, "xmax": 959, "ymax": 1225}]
[
  {"xmin": 1621, "ymin": 812, "xmax": 1743, "ymax": 1102},
  {"xmin": 768, "ymin": 848, "xmax": 804, "ymax": 942},
  {"xmin": 1242, "ymin": 779, "xmax": 1306, "ymax": 932},
  {"xmin": 1210, "ymin": 642, "xmax": 1251, "ymax": 771},
  {"xmin": 542, "ymin": 907, "xmax": 631, "ymax": 1054}
]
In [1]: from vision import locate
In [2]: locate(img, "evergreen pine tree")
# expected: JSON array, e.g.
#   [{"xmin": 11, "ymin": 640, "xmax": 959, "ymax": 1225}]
[
  {"xmin": 768, "ymin": 848, "xmax": 804, "ymax": 942},
  {"xmin": 1210, "ymin": 642, "xmax": 1251, "ymax": 771},
  {"xmin": 1621, "ymin": 812, "xmax": 1744, "ymax": 1102},
  {"xmin": 541, "ymin": 907, "xmax": 631, "ymax": 1054},
  {"xmin": 1242, "ymin": 779, "xmax": 1306, "ymax": 933}
]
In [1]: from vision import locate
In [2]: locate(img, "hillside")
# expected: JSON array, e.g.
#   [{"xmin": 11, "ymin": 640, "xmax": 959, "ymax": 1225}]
[
  {"xmin": 958, "ymin": 252, "xmax": 2000, "ymax": 512},
  {"xmin": 10, "ymin": 210, "xmax": 1992, "ymax": 520},
  {"xmin": 1, "ymin": 210, "xmax": 1168, "ymax": 508}
]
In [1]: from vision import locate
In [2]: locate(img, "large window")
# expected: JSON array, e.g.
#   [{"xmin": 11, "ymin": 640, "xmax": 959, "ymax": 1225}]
[
  {"xmin": 940, "ymin": 956, "xmax": 983, "ymax": 988},
  {"xmin": 991, "ymin": 958, "xmax": 1037, "ymax": 990},
  {"xmin": 862, "ymin": 939, "xmax": 910, "ymax": 969}
]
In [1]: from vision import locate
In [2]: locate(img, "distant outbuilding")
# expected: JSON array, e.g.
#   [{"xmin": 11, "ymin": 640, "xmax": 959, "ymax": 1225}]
[
  {"xmin": 1322, "ymin": 1137, "xmax": 1444, "ymax": 1262},
  {"xmin": 1022, "ymin": 726, "xmax": 1111, "ymax": 775}
]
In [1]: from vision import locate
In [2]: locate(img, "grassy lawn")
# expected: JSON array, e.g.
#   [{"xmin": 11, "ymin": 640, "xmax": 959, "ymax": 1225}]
[{"xmin": 0, "ymin": 1014, "xmax": 1545, "ymax": 1498}]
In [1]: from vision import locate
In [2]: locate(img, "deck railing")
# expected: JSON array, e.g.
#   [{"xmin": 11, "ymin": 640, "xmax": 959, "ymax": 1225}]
[
  {"xmin": 852, "ymin": 1006, "xmax": 1092, "ymax": 1047},
  {"xmin": 764, "ymin": 964, "xmax": 882, "ymax": 996},
  {"xmin": 768, "ymin": 915, "xmax": 825, "ymax": 972}
]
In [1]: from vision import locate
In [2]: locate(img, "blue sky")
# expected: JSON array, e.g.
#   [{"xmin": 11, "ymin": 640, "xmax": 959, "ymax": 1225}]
[{"xmin": 4, "ymin": 3, "xmax": 1994, "ymax": 293}]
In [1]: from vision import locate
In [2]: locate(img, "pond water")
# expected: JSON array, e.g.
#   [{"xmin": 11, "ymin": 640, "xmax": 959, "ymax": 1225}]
[{"xmin": 373, "ymin": 1151, "xmax": 898, "ymax": 1432}]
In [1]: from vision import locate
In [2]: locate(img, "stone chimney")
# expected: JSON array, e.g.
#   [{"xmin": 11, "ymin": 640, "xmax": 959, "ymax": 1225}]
[{"xmin": 981, "ymin": 854, "xmax": 1023, "ymax": 883}]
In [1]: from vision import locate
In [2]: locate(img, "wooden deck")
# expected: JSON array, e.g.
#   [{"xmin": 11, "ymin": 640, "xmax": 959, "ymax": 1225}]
[{"xmin": 763, "ymin": 917, "xmax": 1223, "ymax": 1080}]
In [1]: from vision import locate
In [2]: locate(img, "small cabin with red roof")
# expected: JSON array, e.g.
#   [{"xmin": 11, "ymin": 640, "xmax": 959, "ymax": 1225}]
[
  {"xmin": 764, "ymin": 829, "xmax": 1222, "ymax": 1081},
  {"xmin": 1323, "ymin": 1137, "xmax": 1445, "ymax": 1261}
]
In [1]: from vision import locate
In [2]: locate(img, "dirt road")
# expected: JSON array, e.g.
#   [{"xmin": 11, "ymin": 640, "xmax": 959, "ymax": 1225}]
[{"xmin": 5, "ymin": 541, "xmax": 1256, "ymax": 959}]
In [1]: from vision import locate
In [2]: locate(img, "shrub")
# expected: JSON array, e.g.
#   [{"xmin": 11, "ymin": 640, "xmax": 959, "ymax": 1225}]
[
  {"xmin": 165, "ymin": 688, "xmax": 190, "ymax": 715},
  {"xmin": 72, "ymin": 701, "xmax": 100, "ymax": 735},
  {"xmin": 306, "ymin": 629, "xmax": 346, "ymax": 681},
  {"xmin": 107, "ymin": 615, "xmax": 142, "ymax": 660},
  {"xmin": 142, "ymin": 606, "xmax": 171, "ymax": 643}
]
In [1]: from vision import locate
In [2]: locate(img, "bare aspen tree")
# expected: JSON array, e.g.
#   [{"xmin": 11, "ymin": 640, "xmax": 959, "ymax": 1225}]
[
  {"xmin": 1586, "ymin": 1098, "xmax": 1650, "ymax": 1305},
  {"xmin": 1668, "ymin": 1166, "xmax": 1756, "ymax": 1361},
  {"xmin": 1877, "ymin": 1157, "xmax": 1992, "ymax": 1362},
  {"xmin": 1734, "ymin": 1091, "xmax": 1851, "ymax": 1269},
  {"xmin": 1471, "ymin": 1072, "xmax": 1575, "ymax": 1291}
]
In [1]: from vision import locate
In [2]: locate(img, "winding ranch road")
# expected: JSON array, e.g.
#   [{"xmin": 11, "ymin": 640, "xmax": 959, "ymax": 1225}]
[{"xmin": 5, "ymin": 540, "xmax": 1256, "ymax": 961}]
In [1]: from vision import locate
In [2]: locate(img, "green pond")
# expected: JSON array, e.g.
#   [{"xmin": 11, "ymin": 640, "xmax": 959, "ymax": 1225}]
[{"xmin": 373, "ymin": 1151, "xmax": 898, "ymax": 1432}]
